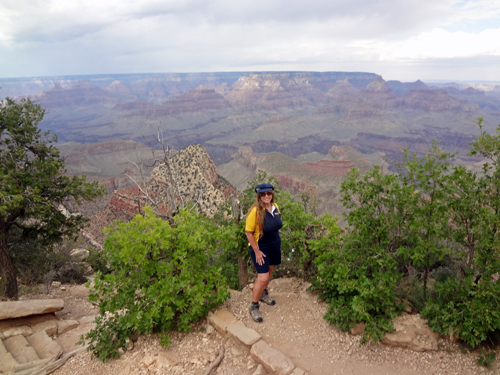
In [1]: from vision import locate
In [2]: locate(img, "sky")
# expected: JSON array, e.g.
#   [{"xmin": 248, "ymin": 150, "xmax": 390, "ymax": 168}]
[{"xmin": 0, "ymin": 0, "xmax": 499, "ymax": 82}]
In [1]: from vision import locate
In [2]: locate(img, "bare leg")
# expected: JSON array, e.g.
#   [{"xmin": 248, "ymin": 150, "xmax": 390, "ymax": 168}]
[
  {"xmin": 264, "ymin": 265, "xmax": 275, "ymax": 291},
  {"xmin": 252, "ymin": 265, "xmax": 275, "ymax": 303},
  {"xmin": 252, "ymin": 272, "xmax": 270, "ymax": 303}
]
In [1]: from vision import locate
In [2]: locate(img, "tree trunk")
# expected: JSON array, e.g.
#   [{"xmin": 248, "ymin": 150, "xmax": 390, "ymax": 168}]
[
  {"xmin": 423, "ymin": 267, "xmax": 428, "ymax": 302},
  {"xmin": 0, "ymin": 228, "xmax": 18, "ymax": 300},
  {"xmin": 237, "ymin": 251, "xmax": 248, "ymax": 288}
]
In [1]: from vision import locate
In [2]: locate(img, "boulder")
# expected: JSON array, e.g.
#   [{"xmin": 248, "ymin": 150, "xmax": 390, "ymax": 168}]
[
  {"xmin": 69, "ymin": 248, "xmax": 89, "ymax": 261},
  {"xmin": 57, "ymin": 320, "xmax": 80, "ymax": 335},
  {"xmin": 33, "ymin": 320, "xmax": 58, "ymax": 336},
  {"xmin": 0, "ymin": 300, "xmax": 64, "ymax": 321},
  {"xmin": 381, "ymin": 314, "xmax": 439, "ymax": 352},
  {"xmin": 350, "ymin": 322, "xmax": 365, "ymax": 336}
]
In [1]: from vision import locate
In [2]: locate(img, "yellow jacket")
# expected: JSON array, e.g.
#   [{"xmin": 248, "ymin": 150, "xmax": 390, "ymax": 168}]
[{"xmin": 245, "ymin": 203, "xmax": 280, "ymax": 245}]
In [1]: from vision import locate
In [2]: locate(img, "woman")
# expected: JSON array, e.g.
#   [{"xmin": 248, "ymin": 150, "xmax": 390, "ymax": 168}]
[{"xmin": 245, "ymin": 183, "xmax": 282, "ymax": 322}]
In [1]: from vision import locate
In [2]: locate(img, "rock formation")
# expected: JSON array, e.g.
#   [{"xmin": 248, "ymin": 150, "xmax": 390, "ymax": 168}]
[{"xmin": 85, "ymin": 144, "xmax": 235, "ymax": 247}]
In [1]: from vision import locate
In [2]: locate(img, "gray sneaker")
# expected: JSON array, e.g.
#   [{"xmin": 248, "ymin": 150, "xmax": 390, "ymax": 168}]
[
  {"xmin": 249, "ymin": 303, "xmax": 263, "ymax": 322},
  {"xmin": 260, "ymin": 289, "xmax": 276, "ymax": 306}
]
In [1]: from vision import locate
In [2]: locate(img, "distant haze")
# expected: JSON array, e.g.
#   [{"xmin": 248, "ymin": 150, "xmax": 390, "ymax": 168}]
[{"xmin": 0, "ymin": 0, "xmax": 499, "ymax": 82}]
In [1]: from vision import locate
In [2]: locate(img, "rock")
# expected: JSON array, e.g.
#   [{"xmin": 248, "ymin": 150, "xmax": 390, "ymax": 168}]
[
  {"xmin": 57, "ymin": 320, "xmax": 80, "ymax": 334},
  {"xmin": 0, "ymin": 339, "xmax": 6, "ymax": 355},
  {"xmin": 208, "ymin": 309, "xmax": 238, "ymax": 336},
  {"xmin": 291, "ymin": 368, "xmax": 306, "ymax": 375},
  {"xmin": 3, "ymin": 326, "xmax": 34, "ymax": 339},
  {"xmin": 227, "ymin": 321, "xmax": 261, "ymax": 347},
  {"xmin": 381, "ymin": 314, "xmax": 439, "ymax": 352},
  {"xmin": 252, "ymin": 364, "xmax": 267, "ymax": 375},
  {"xmin": 33, "ymin": 321, "xmax": 58, "ymax": 336},
  {"xmin": 72, "ymin": 262, "xmax": 94, "ymax": 276},
  {"xmin": 51, "ymin": 281, "xmax": 61, "ymax": 288},
  {"xmin": 125, "ymin": 337, "xmax": 134, "ymax": 351},
  {"xmin": 0, "ymin": 352, "xmax": 19, "ymax": 374},
  {"xmin": 206, "ymin": 324, "xmax": 214, "ymax": 335},
  {"xmin": 0, "ymin": 300, "xmax": 64, "ymax": 320},
  {"xmin": 3, "ymin": 335, "xmax": 40, "ymax": 363},
  {"xmin": 350, "ymin": 322, "xmax": 365, "ymax": 336},
  {"xmin": 26, "ymin": 331, "xmax": 63, "ymax": 359},
  {"xmin": 69, "ymin": 248, "xmax": 90, "ymax": 261},
  {"xmin": 251, "ymin": 340, "xmax": 295, "ymax": 375}
]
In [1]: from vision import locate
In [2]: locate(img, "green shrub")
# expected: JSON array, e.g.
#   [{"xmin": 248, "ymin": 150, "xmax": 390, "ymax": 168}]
[
  {"xmin": 316, "ymin": 120, "xmax": 500, "ymax": 350},
  {"xmin": 422, "ymin": 271, "xmax": 500, "ymax": 348},
  {"xmin": 313, "ymin": 236, "xmax": 403, "ymax": 343},
  {"xmin": 80, "ymin": 206, "xmax": 230, "ymax": 361}
]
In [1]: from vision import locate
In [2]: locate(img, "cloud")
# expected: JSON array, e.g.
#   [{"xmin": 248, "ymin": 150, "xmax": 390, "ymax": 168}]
[{"xmin": 0, "ymin": 0, "xmax": 499, "ymax": 80}]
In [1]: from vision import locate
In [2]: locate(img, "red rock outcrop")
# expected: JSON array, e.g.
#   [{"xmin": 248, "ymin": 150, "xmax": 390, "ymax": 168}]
[{"xmin": 85, "ymin": 144, "xmax": 236, "ymax": 246}]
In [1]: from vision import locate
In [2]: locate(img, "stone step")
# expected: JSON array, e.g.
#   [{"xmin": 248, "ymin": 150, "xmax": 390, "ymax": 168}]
[
  {"xmin": 0, "ymin": 300, "xmax": 64, "ymax": 321},
  {"xmin": 3, "ymin": 335, "xmax": 40, "ymax": 364},
  {"xmin": 25, "ymin": 331, "xmax": 63, "ymax": 360},
  {"xmin": 0, "ymin": 338, "xmax": 20, "ymax": 375},
  {"xmin": 0, "ymin": 352, "xmax": 19, "ymax": 375}
]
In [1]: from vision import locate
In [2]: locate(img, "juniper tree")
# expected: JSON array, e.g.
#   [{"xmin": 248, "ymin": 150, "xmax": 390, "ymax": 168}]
[{"xmin": 0, "ymin": 98, "xmax": 104, "ymax": 299}]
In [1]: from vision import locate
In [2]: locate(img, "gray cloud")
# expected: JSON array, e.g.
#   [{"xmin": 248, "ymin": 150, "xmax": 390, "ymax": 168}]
[{"xmin": 0, "ymin": 0, "xmax": 499, "ymax": 81}]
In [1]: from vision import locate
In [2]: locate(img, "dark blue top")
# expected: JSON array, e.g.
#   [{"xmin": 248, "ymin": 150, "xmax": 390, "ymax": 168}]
[{"xmin": 259, "ymin": 208, "xmax": 282, "ymax": 245}]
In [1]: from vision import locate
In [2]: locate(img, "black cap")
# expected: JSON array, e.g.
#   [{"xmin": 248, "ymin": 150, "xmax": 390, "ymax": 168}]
[{"xmin": 255, "ymin": 183, "xmax": 274, "ymax": 193}]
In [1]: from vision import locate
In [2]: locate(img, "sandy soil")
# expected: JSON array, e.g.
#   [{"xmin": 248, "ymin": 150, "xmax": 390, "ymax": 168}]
[{"xmin": 12, "ymin": 278, "xmax": 499, "ymax": 375}]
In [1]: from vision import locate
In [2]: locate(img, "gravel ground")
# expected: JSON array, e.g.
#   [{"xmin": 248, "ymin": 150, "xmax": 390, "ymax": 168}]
[{"xmin": 13, "ymin": 278, "xmax": 499, "ymax": 375}]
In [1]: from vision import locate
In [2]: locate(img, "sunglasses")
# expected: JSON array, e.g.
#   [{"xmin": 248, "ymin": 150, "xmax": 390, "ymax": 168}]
[{"xmin": 259, "ymin": 191, "xmax": 273, "ymax": 197}]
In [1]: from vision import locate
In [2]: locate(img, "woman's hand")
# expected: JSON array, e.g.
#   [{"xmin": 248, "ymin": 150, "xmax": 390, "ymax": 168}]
[
  {"xmin": 246, "ymin": 231, "xmax": 266, "ymax": 265},
  {"xmin": 255, "ymin": 250, "xmax": 266, "ymax": 266}
]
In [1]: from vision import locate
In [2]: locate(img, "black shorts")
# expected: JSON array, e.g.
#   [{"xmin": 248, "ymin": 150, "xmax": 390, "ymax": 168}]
[{"xmin": 249, "ymin": 237, "xmax": 281, "ymax": 274}]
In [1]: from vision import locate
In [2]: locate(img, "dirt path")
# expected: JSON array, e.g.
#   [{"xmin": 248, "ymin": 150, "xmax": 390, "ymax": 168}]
[{"xmin": 15, "ymin": 278, "xmax": 496, "ymax": 375}]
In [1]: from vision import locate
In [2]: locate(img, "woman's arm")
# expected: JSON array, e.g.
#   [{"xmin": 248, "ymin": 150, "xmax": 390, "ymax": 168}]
[{"xmin": 246, "ymin": 231, "xmax": 266, "ymax": 265}]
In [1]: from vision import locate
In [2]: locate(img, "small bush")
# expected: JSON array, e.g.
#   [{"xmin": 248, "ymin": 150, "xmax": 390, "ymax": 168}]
[
  {"xmin": 81, "ymin": 207, "xmax": 230, "ymax": 361},
  {"xmin": 422, "ymin": 272, "xmax": 500, "ymax": 348},
  {"xmin": 477, "ymin": 350, "xmax": 496, "ymax": 368},
  {"xmin": 11, "ymin": 236, "xmax": 88, "ymax": 288}
]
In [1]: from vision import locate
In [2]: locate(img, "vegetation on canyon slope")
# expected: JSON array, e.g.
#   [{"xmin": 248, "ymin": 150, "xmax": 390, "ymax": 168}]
[
  {"xmin": 311, "ymin": 118, "xmax": 500, "ymax": 349},
  {"xmin": 0, "ymin": 98, "xmax": 104, "ymax": 299}
]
